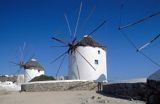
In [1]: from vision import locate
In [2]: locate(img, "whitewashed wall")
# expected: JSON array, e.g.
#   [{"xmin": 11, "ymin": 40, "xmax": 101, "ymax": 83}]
[
  {"xmin": 68, "ymin": 46, "xmax": 107, "ymax": 81},
  {"xmin": 25, "ymin": 69, "xmax": 44, "ymax": 82}
]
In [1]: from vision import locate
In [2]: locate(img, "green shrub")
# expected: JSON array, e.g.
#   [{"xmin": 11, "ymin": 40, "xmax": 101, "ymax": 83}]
[{"xmin": 30, "ymin": 75, "xmax": 56, "ymax": 82}]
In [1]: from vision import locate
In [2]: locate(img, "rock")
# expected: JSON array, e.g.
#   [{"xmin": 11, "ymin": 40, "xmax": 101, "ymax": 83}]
[
  {"xmin": 97, "ymin": 96, "xmax": 101, "ymax": 99},
  {"xmin": 91, "ymin": 96, "xmax": 95, "ymax": 99},
  {"xmin": 97, "ymin": 99, "xmax": 105, "ymax": 103},
  {"xmin": 146, "ymin": 79, "xmax": 160, "ymax": 104}
]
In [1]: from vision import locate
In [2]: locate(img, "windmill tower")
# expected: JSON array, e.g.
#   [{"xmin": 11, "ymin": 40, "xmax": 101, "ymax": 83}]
[
  {"xmin": 68, "ymin": 35, "xmax": 107, "ymax": 81},
  {"xmin": 24, "ymin": 58, "xmax": 45, "ymax": 82},
  {"xmin": 11, "ymin": 43, "xmax": 45, "ymax": 82},
  {"xmin": 11, "ymin": 58, "xmax": 45, "ymax": 82},
  {"xmin": 51, "ymin": 2, "xmax": 107, "ymax": 82}
]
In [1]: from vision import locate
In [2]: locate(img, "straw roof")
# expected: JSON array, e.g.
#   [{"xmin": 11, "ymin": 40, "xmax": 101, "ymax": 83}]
[
  {"xmin": 25, "ymin": 59, "xmax": 44, "ymax": 71},
  {"xmin": 76, "ymin": 35, "xmax": 105, "ymax": 50}
]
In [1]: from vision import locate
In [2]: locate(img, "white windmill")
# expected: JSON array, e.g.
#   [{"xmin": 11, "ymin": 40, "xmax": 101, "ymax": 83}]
[
  {"xmin": 24, "ymin": 58, "xmax": 45, "ymax": 82},
  {"xmin": 51, "ymin": 2, "xmax": 107, "ymax": 82},
  {"xmin": 68, "ymin": 35, "xmax": 107, "ymax": 81},
  {"xmin": 11, "ymin": 44, "xmax": 45, "ymax": 83}
]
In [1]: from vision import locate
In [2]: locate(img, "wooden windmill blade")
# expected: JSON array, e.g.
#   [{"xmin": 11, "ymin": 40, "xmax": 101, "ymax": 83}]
[
  {"xmin": 50, "ymin": 51, "xmax": 68, "ymax": 64},
  {"xmin": 10, "ymin": 42, "xmax": 34, "ymax": 70},
  {"xmin": 19, "ymin": 42, "xmax": 26, "ymax": 63},
  {"xmin": 55, "ymin": 55, "xmax": 66, "ymax": 77},
  {"xmin": 10, "ymin": 61, "xmax": 20, "ymax": 66},
  {"xmin": 50, "ymin": 45, "xmax": 68, "ymax": 48},
  {"xmin": 119, "ymin": 11, "xmax": 160, "ymax": 30},
  {"xmin": 64, "ymin": 13, "xmax": 72, "ymax": 38},
  {"xmin": 137, "ymin": 33, "xmax": 160, "ymax": 52},
  {"xmin": 88, "ymin": 20, "xmax": 106, "ymax": 36},
  {"xmin": 76, "ymin": 5, "xmax": 96, "ymax": 37},
  {"xmin": 51, "ymin": 37, "xmax": 69, "ymax": 45},
  {"xmin": 73, "ymin": 1, "xmax": 83, "ymax": 38}
]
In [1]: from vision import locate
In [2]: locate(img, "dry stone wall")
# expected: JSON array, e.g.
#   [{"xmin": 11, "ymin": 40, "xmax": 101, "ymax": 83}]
[
  {"xmin": 146, "ymin": 79, "xmax": 160, "ymax": 104},
  {"xmin": 21, "ymin": 81, "xmax": 97, "ymax": 92},
  {"xmin": 103, "ymin": 83, "xmax": 147, "ymax": 101}
]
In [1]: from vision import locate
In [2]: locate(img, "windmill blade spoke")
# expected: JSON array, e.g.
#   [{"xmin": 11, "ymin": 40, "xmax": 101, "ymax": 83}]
[
  {"xmin": 56, "ymin": 55, "xmax": 66, "ymax": 77},
  {"xmin": 75, "ymin": 50, "xmax": 96, "ymax": 71},
  {"xmin": 25, "ymin": 71, "xmax": 33, "ymax": 81},
  {"xmin": 19, "ymin": 46, "xmax": 23, "ymax": 62},
  {"xmin": 72, "ymin": 37, "xmax": 77, "ymax": 44},
  {"xmin": 13, "ymin": 69, "xmax": 21, "ymax": 75},
  {"xmin": 10, "ymin": 61, "xmax": 19, "ymax": 65},
  {"xmin": 28, "ymin": 53, "xmax": 35, "ymax": 61},
  {"xmin": 22, "ymin": 42, "xmax": 26, "ymax": 52},
  {"xmin": 89, "ymin": 20, "xmax": 106, "ymax": 36},
  {"xmin": 50, "ymin": 45, "xmax": 68, "ymax": 48},
  {"xmin": 74, "ymin": 1, "xmax": 83, "ymax": 38},
  {"xmin": 77, "ymin": 6, "xmax": 96, "ymax": 37},
  {"xmin": 51, "ymin": 37, "xmax": 68, "ymax": 45},
  {"xmin": 84, "ymin": 6, "xmax": 96, "ymax": 24},
  {"xmin": 119, "ymin": 11, "xmax": 160, "ymax": 30},
  {"xmin": 64, "ymin": 13, "xmax": 72, "ymax": 38},
  {"xmin": 137, "ymin": 33, "xmax": 160, "ymax": 51},
  {"xmin": 50, "ymin": 51, "xmax": 68, "ymax": 64}
]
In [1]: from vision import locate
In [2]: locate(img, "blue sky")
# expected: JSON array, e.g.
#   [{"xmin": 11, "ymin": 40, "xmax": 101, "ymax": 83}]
[{"xmin": 0, "ymin": 0, "xmax": 160, "ymax": 81}]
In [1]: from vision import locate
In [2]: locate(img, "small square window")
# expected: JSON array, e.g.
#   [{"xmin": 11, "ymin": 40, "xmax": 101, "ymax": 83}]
[
  {"xmin": 95, "ymin": 60, "xmax": 99, "ymax": 65},
  {"xmin": 98, "ymin": 50, "xmax": 100, "ymax": 54}
]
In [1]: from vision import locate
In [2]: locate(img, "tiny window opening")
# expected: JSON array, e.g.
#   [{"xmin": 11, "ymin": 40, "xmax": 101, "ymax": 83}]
[
  {"xmin": 98, "ymin": 50, "xmax": 100, "ymax": 54},
  {"xmin": 95, "ymin": 60, "xmax": 99, "ymax": 65}
]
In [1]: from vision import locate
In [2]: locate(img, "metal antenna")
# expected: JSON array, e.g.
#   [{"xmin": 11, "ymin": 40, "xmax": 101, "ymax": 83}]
[
  {"xmin": 74, "ymin": 1, "xmax": 82, "ymax": 38},
  {"xmin": 119, "ymin": 11, "xmax": 160, "ymax": 30},
  {"xmin": 64, "ymin": 13, "xmax": 72, "ymax": 38}
]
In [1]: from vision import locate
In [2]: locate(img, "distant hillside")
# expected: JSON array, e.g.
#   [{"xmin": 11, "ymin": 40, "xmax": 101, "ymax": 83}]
[{"xmin": 0, "ymin": 76, "xmax": 17, "ymax": 82}]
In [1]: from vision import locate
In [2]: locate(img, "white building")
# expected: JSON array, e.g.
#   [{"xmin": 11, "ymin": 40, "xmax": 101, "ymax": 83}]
[
  {"xmin": 17, "ymin": 74, "xmax": 25, "ymax": 83},
  {"xmin": 68, "ymin": 35, "xmax": 107, "ymax": 82},
  {"xmin": 24, "ymin": 59, "xmax": 45, "ymax": 82}
]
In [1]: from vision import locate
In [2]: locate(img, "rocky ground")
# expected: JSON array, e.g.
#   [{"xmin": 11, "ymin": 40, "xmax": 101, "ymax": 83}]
[{"xmin": 0, "ymin": 90, "xmax": 145, "ymax": 104}]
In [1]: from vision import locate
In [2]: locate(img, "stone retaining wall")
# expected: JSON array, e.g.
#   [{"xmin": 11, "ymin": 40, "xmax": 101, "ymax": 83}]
[
  {"xmin": 146, "ymin": 79, "xmax": 160, "ymax": 104},
  {"xmin": 21, "ymin": 81, "xmax": 97, "ymax": 92},
  {"xmin": 103, "ymin": 83, "xmax": 147, "ymax": 101}
]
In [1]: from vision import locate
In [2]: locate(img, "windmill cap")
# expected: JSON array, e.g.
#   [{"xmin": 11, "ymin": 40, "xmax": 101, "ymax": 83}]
[
  {"xmin": 77, "ymin": 35, "xmax": 106, "ymax": 50},
  {"xmin": 31, "ymin": 59, "xmax": 36, "ymax": 61},
  {"xmin": 83, "ymin": 35, "xmax": 89, "ymax": 37},
  {"xmin": 25, "ymin": 58, "xmax": 44, "ymax": 71}
]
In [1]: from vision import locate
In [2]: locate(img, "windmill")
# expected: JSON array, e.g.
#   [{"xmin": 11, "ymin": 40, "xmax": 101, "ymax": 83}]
[
  {"xmin": 51, "ymin": 2, "xmax": 107, "ymax": 82},
  {"xmin": 10, "ymin": 43, "xmax": 45, "ymax": 83},
  {"xmin": 118, "ymin": 2, "xmax": 160, "ymax": 67}
]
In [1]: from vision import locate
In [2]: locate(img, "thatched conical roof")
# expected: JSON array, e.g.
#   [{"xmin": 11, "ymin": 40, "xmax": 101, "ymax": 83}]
[
  {"xmin": 25, "ymin": 59, "xmax": 44, "ymax": 71},
  {"xmin": 76, "ymin": 35, "xmax": 105, "ymax": 50}
]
